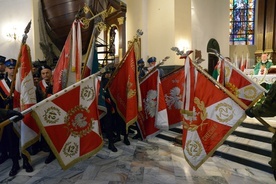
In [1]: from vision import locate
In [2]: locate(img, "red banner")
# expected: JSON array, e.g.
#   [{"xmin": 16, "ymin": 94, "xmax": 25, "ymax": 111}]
[
  {"xmin": 53, "ymin": 30, "xmax": 72, "ymax": 93},
  {"xmin": 14, "ymin": 44, "xmax": 39, "ymax": 158},
  {"xmin": 32, "ymin": 75, "xmax": 103, "ymax": 169},
  {"xmin": 109, "ymin": 46, "xmax": 138, "ymax": 127},
  {"xmin": 137, "ymin": 70, "xmax": 168, "ymax": 139},
  {"xmin": 182, "ymin": 58, "xmax": 246, "ymax": 170},
  {"xmin": 218, "ymin": 59, "xmax": 266, "ymax": 107},
  {"xmin": 161, "ymin": 66, "xmax": 184, "ymax": 127}
]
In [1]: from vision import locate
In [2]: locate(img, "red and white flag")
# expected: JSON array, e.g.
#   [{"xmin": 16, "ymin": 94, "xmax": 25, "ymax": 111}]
[
  {"xmin": 109, "ymin": 46, "xmax": 139, "ymax": 127},
  {"xmin": 137, "ymin": 70, "xmax": 168, "ymax": 139},
  {"xmin": 240, "ymin": 54, "xmax": 246, "ymax": 72},
  {"xmin": 53, "ymin": 30, "xmax": 72, "ymax": 93},
  {"xmin": 161, "ymin": 66, "xmax": 184, "ymax": 128},
  {"xmin": 182, "ymin": 57, "xmax": 246, "ymax": 170},
  {"xmin": 14, "ymin": 44, "xmax": 39, "ymax": 158},
  {"xmin": 53, "ymin": 20, "xmax": 82, "ymax": 93},
  {"xmin": 218, "ymin": 59, "xmax": 266, "ymax": 107},
  {"xmin": 32, "ymin": 74, "xmax": 103, "ymax": 169}
]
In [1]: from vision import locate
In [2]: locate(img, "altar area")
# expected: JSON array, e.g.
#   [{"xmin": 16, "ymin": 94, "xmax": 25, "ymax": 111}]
[{"xmin": 244, "ymin": 69, "xmax": 276, "ymax": 85}]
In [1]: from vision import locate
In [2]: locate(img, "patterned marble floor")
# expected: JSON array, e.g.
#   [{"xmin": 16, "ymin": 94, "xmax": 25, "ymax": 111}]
[{"xmin": 0, "ymin": 134, "xmax": 275, "ymax": 184}]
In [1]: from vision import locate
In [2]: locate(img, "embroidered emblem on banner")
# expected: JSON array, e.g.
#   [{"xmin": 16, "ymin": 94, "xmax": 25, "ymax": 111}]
[
  {"xmin": 127, "ymin": 75, "xmax": 136, "ymax": 98},
  {"xmin": 81, "ymin": 85, "xmax": 95, "ymax": 101},
  {"xmin": 63, "ymin": 142, "xmax": 78, "ymax": 157},
  {"xmin": 165, "ymin": 87, "xmax": 183, "ymax": 109},
  {"xmin": 182, "ymin": 97, "xmax": 207, "ymax": 131},
  {"xmin": 244, "ymin": 86, "xmax": 257, "ymax": 99},
  {"xmin": 144, "ymin": 90, "xmax": 157, "ymax": 119},
  {"xmin": 215, "ymin": 102, "xmax": 234, "ymax": 123},
  {"xmin": 43, "ymin": 107, "xmax": 61, "ymax": 124},
  {"xmin": 186, "ymin": 140, "xmax": 202, "ymax": 158},
  {"xmin": 65, "ymin": 105, "xmax": 94, "ymax": 137}
]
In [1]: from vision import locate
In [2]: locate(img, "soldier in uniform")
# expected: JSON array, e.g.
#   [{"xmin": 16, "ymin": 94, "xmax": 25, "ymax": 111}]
[
  {"xmin": 147, "ymin": 56, "xmax": 165, "ymax": 78},
  {"xmin": 137, "ymin": 58, "xmax": 148, "ymax": 79},
  {"xmin": 36, "ymin": 64, "xmax": 56, "ymax": 164},
  {"xmin": 245, "ymin": 81, "xmax": 276, "ymax": 180},
  {"xmin": 0, "ymin": 59, "xmax": 33, "ymax": 176},
  {"xmin": 0, "ymin": 55, "xmax": 6, "ymax": 79},
  {"xmin": 99, "ymin": 68, "xmax": 118, "ymax": 152}
]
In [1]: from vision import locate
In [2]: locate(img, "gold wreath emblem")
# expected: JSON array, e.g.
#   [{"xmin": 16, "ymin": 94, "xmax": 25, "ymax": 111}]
[
  {"xmin": 182, "ymin": 97, "xmax": 208, "ymax": 131},
  {"xmin": 64, "ymin": 105, "xmax": 94, "ymax": 137},
  {"xmin": 63, "ymin": 142, "xmax": 78, "ymax": 157},
  {"xmin": 186, "ymin": 140, "xmax": 202, "ymax": 157},
  {"xmin": 244, "ymin": 86, "xmax": 257, "ymax": 99},
  {"xmin": 215, "ymin": 102, "xmax": 234, "ymax": 123},
  {"xmin": 43, "ymin": 106, "xmax": 61, "ymax": 124},
  {"xmin": 81, "ymin": 85, "xmax": 95, "ymax": 101}
]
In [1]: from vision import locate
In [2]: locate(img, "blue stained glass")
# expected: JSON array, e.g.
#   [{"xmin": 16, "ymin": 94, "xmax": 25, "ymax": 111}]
[{"xmin": 229, "ymin": 0, "xmax": 256, "ymax": 45}]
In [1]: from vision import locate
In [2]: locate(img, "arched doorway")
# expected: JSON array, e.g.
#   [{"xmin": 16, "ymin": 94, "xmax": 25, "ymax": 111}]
[{"xmin": 207, "ymin": 38, "xmax": 220, "ymax": 76}]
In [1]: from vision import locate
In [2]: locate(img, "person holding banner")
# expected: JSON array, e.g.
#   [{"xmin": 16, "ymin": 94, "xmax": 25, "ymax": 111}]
[
  {"xmin": 137, "ymin": 58, "xmax": 148, "ymax": 79},
  {"xmin": 147, "ymin": 56, "xmax": 165, "ymax": 78},
  {"xmin": 99, "ymin": 68, "xmax": 118, "ymax": 152},
  {"xmin": 36, "ymin": 64, "xmax": 56, "ymax": 163},
  {"xmin": 0, "ymin": 109, "xmax": 24, "ymax": 176},
  {"xmin": 0, "ymin": 59, "xmax": 33, "ymax": 176},
  {"xmin": 245, "ymin": 81, "xmax": 276, "ymax": 180}
]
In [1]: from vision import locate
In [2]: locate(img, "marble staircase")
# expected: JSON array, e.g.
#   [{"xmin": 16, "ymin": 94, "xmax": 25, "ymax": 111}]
[{"xmin": 156, "ymin": 118, "xmax": 275, "ymax": 174}]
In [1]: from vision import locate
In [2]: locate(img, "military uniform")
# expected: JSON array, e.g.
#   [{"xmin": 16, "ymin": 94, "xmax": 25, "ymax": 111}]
[
  {"xmin": 246, "ymin": 81, "xmax": 276, "ymax": 180},
  {"xmin": 0, "ymin": 59, "xmax": 34, "ymax": 176},
  {"xmin": 99, "ymin": 69, "xmax": 118, "ymax": 152},
  {"xmin": 35, "ymin": 65, "xmax": 56, "ymax": 164}
]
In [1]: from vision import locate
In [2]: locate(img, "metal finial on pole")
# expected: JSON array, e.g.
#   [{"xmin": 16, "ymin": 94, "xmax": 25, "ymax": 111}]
[{"xmin": 22, "ymin": 20, "xmax": 31, "ymax": 44}]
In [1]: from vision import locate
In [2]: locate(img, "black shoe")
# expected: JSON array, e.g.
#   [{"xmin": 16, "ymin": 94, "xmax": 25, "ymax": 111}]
[
  {"xmin": 123, "ymin": 137, "xmax": 130, "ymax": 145},
  {"xmin": 23, "ymin": 160, "xmax": 33, "ymax": 173},
  {"xmin": 45, "ymin": 152, "xmax": 56, "ymax": 164},
  {"xmin": 9, "ymin": 163, "xmax": 20, "ymax": 177},
  {"xmin": 0, "ymin": 154, "xmax": 9, "ymax": 164},
  {"xmin": 108, "ymin": 143, "xmax": 118, "ymax": 152}
]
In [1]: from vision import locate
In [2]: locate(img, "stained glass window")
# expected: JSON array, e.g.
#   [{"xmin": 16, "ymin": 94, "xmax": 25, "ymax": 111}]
[{"xmin": 229, "ymin": 0, "xmax": 256, "ymax": 45}]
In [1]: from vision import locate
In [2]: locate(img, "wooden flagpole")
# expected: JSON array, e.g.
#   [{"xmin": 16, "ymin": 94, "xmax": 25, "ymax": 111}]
[{"xmin": 0, "ymin": 70, "xmax": 103, "ymax": 129}]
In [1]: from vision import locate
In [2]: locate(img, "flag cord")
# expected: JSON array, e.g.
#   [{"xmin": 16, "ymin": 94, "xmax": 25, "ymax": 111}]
[{"xmin": 191, "ymin": 60, "xmax": 276, "ymax": 134}]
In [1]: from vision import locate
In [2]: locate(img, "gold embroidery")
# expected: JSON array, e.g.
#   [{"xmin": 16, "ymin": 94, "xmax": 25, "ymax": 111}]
[
  {"xmin": 215, "ymin": 102, "xmax": 234, "ymax": 123},
  {"xmin": 186, "ymin": 140, "xmax": 202, "ymax": 158},
  {"xmin": 43, "ymin": 107, "xmax": 61, "ymax": 124}
]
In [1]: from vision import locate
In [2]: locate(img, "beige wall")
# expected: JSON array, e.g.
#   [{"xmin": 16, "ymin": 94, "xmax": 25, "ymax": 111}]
[
  {"xmin": 125, "ymin": 0, "xmax": 192, "ymax": 66},
  {"xmin": 0, "ymin": 0, "xmax": 258, "ymax": 68},
  {"xmin": 0, "ymin": 0, "xmax": 35, "ymax": 60}
]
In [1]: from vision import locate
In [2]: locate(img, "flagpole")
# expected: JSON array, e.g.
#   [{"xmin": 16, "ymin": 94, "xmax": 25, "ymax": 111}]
[
  {"xmin": 8, "ymin": 20, "xmax": 31, "ymax": 105},
  {"xmin": 0, "ymin": 71, "xmax": 102, "ymax": 129},
  {"xmin": 191, "ymin": 59, "xmax": 276, "ymax": 134}
]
